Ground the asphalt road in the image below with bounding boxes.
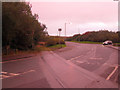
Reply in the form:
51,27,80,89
2,55,52,88
1,41,119,88
54,42,119,84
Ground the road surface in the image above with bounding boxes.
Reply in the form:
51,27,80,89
2,55,52,88
1,41,119,88
54,42,119,84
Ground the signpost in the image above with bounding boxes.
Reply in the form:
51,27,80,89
58,28,62,46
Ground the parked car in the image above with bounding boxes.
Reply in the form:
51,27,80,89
103,40,112,45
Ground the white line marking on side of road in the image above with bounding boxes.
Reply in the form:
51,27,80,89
0,59,24,64
0,57,33,64
106,66,118,80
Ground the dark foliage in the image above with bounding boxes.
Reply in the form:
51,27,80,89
2,2,47,51
67,30,120,43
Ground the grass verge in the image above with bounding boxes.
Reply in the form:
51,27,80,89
2,46,50,57
112,43,120,47
3,44,66,57
48,44,66,51
71,41,102,44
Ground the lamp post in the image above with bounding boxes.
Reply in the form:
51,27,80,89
58,28,62,45
64,22,72,37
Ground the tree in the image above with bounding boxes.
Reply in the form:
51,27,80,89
2,2,47,52
68,30,120,43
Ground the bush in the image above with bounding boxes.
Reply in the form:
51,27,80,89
46,38,56,46
46,37,65,47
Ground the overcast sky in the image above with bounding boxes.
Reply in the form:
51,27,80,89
29,0,118,36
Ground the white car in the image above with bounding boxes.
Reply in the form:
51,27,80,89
103,40,112,45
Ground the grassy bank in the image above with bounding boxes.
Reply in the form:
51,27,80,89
113,43,120,47
48,44,66,50
2,46,50,57
3,44,66,57
71,41,102,44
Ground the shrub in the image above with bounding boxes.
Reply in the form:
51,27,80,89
46,37,65,47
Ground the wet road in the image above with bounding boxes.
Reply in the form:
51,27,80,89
54,42,118,84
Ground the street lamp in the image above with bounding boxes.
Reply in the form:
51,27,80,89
65,22,72,37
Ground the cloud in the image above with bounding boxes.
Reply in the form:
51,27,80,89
31,2,118,36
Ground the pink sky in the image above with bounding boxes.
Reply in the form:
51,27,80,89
30,1,118,36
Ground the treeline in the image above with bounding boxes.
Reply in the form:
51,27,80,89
2,2,47,53
67,30,120,43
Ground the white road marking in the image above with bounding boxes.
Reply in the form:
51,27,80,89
76,60,90,64
1,71,8,74
106,66,118,80
90,57,103,60
21,70,35,75
9,73,20,76
68,46,97,61
76,61,84,63
69,55,84,61
0,70,36,80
